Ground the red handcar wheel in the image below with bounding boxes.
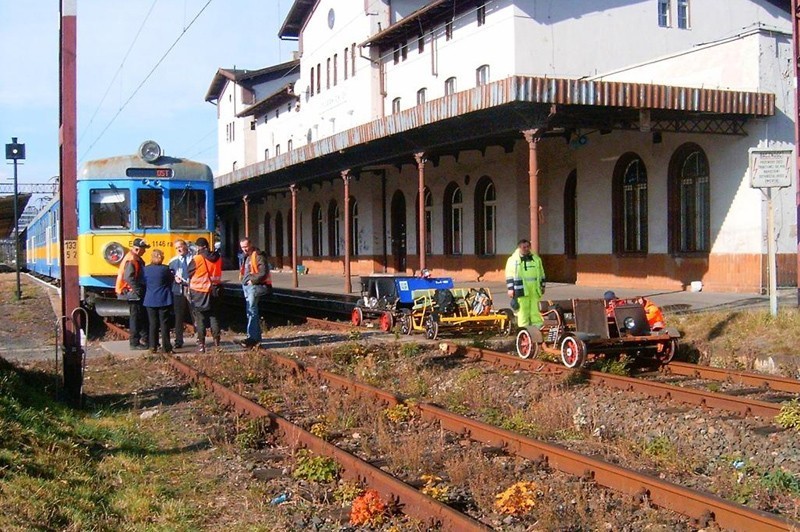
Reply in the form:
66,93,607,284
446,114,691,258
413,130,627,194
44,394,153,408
657,338,678,364
351,307,364,327
515,328,539,359
379,311,394,332
560,336,587,368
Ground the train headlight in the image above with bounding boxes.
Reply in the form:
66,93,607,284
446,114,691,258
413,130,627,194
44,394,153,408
103,242,125,265
623,316,636,331
138,140,162,163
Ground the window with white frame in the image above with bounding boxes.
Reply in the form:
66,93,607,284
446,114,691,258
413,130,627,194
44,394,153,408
275,144,281,156
328,200,340,256
658,0,670,27
451,186,463,255
477,2,486,26
444,77,457,96
475,178,496,255
343,48,348,80
264,148,269,160
287,139,293,151
392,97,401,114
350,198,359,256
333,53,338,85
476,65,490,86
417,88,427,105
445,18,453,40
677,0,689,28
312,203,323,257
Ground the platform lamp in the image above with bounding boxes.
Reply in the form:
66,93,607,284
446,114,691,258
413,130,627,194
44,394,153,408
5,137,25,300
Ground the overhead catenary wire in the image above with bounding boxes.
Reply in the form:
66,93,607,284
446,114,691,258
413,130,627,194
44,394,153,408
77,0,160,146
79,0,216,163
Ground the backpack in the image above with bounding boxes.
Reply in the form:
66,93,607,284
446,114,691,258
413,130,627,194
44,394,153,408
434,288,456,314
471,288,492,315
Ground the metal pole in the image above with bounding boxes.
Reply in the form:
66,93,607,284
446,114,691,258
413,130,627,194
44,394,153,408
767,188,778,316
12,156,21,300
523,129,541,253
342,170,352,294
793,0,800,306
243,195,250,238
415,153,427,271
290,184,298,288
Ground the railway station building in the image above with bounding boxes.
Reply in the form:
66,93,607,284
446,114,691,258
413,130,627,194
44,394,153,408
206,0,794,293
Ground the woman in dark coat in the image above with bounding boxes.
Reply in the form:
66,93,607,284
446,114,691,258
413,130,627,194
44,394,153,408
143,249,174,353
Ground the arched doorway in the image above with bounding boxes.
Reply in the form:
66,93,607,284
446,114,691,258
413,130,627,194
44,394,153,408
390,190,407,272
274,211,284,269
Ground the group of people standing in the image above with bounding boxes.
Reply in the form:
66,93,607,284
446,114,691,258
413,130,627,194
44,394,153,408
115,236,270,354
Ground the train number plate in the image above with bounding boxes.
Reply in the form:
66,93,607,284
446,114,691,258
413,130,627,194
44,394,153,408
64,240,78,266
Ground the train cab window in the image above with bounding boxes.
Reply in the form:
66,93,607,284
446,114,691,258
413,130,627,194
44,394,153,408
170,188,206,229
138,188,163,229
90,189,131,229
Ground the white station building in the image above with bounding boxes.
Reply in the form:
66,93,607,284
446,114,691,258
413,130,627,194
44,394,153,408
206,0,794,294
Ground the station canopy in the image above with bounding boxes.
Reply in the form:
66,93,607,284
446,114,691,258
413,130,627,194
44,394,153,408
0,193,32,238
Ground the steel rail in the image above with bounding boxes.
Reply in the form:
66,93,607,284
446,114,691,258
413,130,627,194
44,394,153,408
455,345,783,419
165,355,486,531
298,318,788,418
266,350,797,532
662,362,800,395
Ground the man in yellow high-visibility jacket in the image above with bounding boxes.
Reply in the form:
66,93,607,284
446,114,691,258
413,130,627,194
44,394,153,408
505,239,545,327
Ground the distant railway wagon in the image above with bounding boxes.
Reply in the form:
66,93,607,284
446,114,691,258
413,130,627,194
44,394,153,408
25,141,216,315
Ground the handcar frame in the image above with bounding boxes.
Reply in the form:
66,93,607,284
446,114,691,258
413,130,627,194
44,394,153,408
420,287,515,340
351,275,453,331
514,298,679,368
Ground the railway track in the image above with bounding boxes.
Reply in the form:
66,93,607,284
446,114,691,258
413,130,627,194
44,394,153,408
303,317,797,420
265,348,798,532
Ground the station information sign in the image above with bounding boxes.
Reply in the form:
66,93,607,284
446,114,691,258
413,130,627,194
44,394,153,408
748,148,792,189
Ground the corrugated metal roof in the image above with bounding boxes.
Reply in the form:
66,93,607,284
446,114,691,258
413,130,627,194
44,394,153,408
236,83,299,118
204,60,300,103
216,75,775,192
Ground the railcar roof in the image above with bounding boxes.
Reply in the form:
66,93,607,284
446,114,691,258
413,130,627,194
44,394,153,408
79,154,213,182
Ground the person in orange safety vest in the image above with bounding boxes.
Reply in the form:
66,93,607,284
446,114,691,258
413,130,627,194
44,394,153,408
116,237,149,350
186,237,222,353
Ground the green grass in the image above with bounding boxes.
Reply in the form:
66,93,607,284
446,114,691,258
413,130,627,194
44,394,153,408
0,358,220,530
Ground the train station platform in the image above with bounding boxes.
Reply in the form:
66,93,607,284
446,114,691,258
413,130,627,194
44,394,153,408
220,269,797,314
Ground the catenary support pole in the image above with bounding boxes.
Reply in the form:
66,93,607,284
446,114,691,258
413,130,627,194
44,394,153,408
60,0,83,406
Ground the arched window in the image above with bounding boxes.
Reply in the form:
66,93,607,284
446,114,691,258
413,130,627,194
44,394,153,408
668,143,710,254
263,212,272,257
474,176,496,255
274,211,284,268
312,203,323,257
415,187,433,256
444,77,457,96
612,153,648,254
328,200,340,256
564,170,577,258
443,182,463,255
350,197,360,256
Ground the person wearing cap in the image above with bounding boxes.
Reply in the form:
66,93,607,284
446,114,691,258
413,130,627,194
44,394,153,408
604,290,620,318
238,237,271,348
505,238,545,328
186,237,222,353
168,239,193,349
116,237,150,350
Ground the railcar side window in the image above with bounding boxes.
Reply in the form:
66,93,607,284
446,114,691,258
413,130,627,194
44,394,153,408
170,188,206,229
138,189,163,228
90,189,131,229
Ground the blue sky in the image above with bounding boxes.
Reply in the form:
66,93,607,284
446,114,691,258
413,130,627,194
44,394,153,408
0,0,295,188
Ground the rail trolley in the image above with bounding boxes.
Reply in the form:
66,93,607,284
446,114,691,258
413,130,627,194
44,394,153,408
25,140,215,316
514,298,680,368
351,274,454,331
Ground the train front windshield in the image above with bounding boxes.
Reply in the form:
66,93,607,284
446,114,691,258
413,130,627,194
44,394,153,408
90,189,131,229
170,188,206,230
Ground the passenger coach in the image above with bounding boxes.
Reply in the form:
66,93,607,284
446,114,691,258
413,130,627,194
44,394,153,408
27,140,216,315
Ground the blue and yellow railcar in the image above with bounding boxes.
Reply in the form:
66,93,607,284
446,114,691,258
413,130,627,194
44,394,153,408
25,197,62,281
26,141,215,315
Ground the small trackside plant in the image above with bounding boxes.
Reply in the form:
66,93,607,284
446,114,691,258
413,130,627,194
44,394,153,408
775,399,800,431
350,488,387,526
592,355,631,376
235,419,267,450
333,480,364,504
400,342,421,357
495,481,540,516
383,403,414,424
310,421,329,440
292,449,340,482
420,474,450,502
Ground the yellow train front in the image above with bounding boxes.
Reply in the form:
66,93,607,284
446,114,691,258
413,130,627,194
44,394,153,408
78,140,215,315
